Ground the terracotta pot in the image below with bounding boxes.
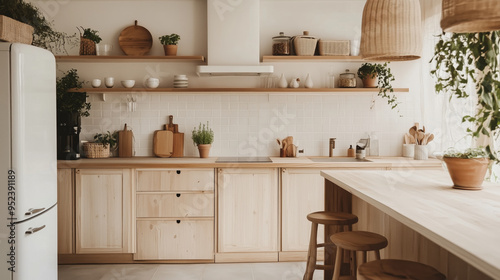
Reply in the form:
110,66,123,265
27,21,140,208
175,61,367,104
443,157,489,190
197,144,211,158
362,74,378,88
163,45,178,56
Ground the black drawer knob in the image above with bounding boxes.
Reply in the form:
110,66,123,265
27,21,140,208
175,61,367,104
176,193,181,197
176,170,181,174
176,220,181,224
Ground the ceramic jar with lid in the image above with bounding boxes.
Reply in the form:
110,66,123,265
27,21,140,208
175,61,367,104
293,31,317,56
338,69,357,88
272,32,291,55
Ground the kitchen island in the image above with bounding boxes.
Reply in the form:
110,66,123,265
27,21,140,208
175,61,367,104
321,169,500,280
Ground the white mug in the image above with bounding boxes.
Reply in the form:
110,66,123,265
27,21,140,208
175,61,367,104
105,77,114,88
91,79,101,88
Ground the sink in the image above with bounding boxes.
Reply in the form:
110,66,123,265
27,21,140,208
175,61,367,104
215,157,272,163
309,157,372,162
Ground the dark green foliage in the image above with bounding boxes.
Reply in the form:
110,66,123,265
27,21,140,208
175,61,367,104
431,31,500,161
357,62,398,110
80,27,102,43
56,69,91,117
159,34,180,45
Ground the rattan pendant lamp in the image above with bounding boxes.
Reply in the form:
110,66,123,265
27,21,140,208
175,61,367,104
360,0,422,61
441,0,500,32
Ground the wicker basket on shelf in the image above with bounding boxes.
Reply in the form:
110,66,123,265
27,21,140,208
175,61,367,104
293,31,317,56
79,37,96,55
0,15,34,44
318,40,350,56
82,142,110,158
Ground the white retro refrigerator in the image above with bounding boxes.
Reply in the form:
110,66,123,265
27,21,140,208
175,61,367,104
0,43,58,279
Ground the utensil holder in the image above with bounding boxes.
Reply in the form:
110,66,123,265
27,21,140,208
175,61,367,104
414,145,428,160
403,144,415,158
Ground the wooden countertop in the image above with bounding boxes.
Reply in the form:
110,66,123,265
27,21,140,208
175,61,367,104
320,169,500,279
57,156,442,169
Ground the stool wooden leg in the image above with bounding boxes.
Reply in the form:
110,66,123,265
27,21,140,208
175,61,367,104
374,250,381,260
361,251,367,265
333,246,342,280
303,222,319,280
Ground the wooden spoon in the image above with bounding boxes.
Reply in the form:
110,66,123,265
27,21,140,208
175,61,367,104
427,134,434,143
404,133,410,144
417,131,425,145
409,126,417,139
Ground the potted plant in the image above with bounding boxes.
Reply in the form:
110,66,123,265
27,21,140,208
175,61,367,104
431,31,500,187
192,122,214,158
83,131,118,158
0,0,77,53
357,62,398,109
78,27,102,55
443,148,489,190
159,33,180,56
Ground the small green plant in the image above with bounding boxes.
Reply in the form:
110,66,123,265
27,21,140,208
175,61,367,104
93,131,118,148
444,147,488,159
357,62,397,110
56,69,91,117
79,27,102,43
159,34,180,45
192,122,214,145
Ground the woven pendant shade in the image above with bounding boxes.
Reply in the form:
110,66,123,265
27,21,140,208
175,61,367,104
441,0,500,33
360,0,422,61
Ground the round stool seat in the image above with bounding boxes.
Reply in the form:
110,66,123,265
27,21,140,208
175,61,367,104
358,259,447,280
306,211,359,226
330,231,388,251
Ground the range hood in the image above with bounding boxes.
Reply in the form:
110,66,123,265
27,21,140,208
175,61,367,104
197,0,273,76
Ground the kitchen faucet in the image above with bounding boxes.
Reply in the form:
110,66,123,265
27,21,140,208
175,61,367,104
329,138,336,157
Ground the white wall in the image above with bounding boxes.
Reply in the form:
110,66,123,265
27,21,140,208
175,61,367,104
33,0,438,157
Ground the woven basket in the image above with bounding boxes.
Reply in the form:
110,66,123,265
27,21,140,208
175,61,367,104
318,40,350,56
0,15,34,44
83,142,110,158
79,37,96,55
293,37,317,56
441,0,500,33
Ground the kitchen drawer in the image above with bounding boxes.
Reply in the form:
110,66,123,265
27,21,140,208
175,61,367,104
137,193,214,218
135,219,214,260
137,169,214,192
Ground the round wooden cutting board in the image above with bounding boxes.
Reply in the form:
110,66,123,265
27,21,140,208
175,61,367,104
118,20,153,56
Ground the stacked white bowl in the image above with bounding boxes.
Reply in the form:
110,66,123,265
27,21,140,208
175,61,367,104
173,75,188,88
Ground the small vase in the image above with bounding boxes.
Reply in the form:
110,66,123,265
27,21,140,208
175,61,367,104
278,73,288,88
304,74,313,88
289,78,300,88
198,144,211,158
163,45,178,56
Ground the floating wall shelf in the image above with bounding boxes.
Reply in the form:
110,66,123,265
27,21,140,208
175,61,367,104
69,87,409,93
262,55,364,62
55,55,206,62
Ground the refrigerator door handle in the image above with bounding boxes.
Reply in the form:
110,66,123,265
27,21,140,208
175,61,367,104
25,225,46,234
25,207,46,215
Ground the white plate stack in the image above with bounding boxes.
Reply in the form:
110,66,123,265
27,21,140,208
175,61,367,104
173,75,188,88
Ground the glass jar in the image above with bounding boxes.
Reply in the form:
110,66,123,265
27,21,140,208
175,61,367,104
272,32,291,55
338,69,357,88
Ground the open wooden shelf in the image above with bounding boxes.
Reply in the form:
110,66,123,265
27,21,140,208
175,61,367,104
262,55,364,62
69,87,409,93
55,55,205,62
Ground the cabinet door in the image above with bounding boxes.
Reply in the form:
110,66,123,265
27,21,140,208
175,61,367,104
57,168,74,254
137,169,214,192
75,169,134,254
218,168,278,253
281,168,325,258
135,219,213,260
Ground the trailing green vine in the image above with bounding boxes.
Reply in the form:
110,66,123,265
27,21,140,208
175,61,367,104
357,62,398,110
431,31,500,161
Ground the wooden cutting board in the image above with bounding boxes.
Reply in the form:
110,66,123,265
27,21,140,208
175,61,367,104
118,124,133,157
118,20,153,56
153,130,173,157
172,133,184,157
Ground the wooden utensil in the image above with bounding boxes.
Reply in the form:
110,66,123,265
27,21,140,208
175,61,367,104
427,134,434,144
172,132,184,157
417,131,425,145
404,133,410,144
422,133,430,145
153,130,173,157
118,20,153,56
118,123,133,157
409,126,417,140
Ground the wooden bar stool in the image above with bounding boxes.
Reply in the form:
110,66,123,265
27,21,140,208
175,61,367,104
330,231,388,280
358,259,447,280
303,211,358,280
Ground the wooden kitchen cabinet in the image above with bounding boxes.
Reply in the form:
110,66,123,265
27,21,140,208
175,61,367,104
217,168,279,262
280,168,325,261
57,168,74,254
75,169,134,254
134,168,215,261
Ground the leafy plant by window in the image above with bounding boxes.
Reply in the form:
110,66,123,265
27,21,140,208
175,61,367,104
357,62,397,110
79,27,102,43
159,34,180,45
93,131,118,148
431,31,500,161
56,69,91,117
0,0,77,53
192,122,214,145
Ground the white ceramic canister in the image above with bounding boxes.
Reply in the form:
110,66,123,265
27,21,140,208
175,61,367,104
402,144,415,157
414,145,428,160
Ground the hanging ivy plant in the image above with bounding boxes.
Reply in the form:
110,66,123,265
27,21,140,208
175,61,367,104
56,69,91,117
431,31,500,161
357,62,397,110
